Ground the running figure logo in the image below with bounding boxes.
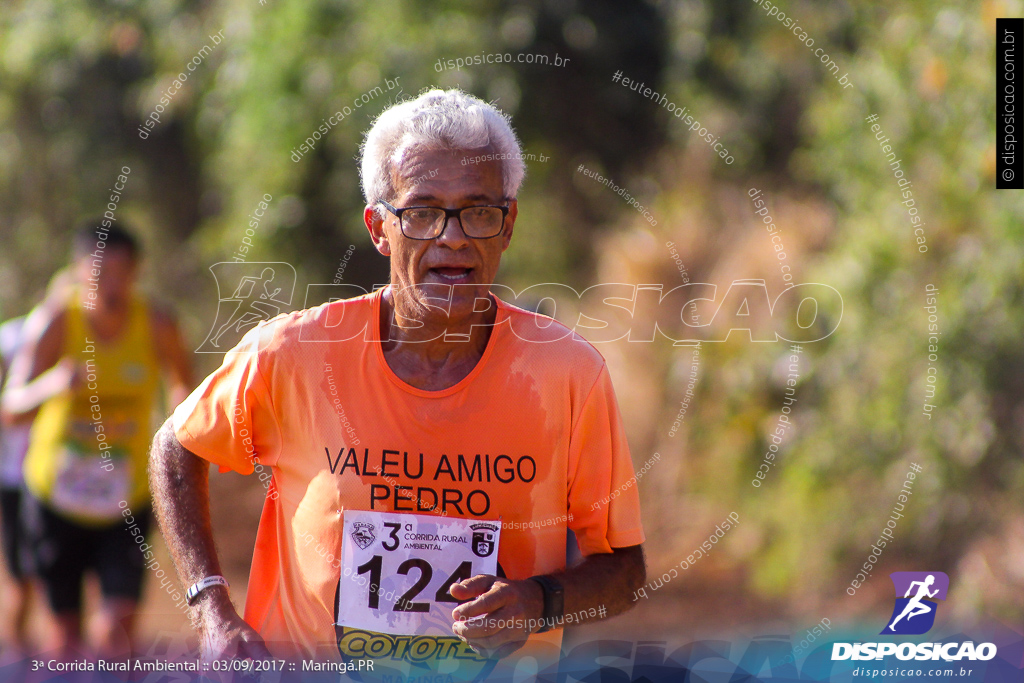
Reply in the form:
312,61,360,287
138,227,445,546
197,263,296,353
880,571,949,635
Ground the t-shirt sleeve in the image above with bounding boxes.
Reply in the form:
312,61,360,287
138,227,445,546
566,364,646,555
171,323,282,474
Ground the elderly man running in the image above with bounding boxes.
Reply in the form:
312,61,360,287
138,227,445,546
151,89,646,674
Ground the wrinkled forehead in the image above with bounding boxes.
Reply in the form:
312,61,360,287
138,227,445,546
390,142,502,199
391,139,495,172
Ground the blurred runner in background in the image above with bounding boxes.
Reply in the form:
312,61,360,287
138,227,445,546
0,314,32,657
0,270,73,658
1,221,192,657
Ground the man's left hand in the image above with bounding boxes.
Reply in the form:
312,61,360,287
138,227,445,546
449,575,545,659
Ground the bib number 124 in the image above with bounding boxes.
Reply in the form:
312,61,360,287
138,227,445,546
357,555,474,611
336,510,501,636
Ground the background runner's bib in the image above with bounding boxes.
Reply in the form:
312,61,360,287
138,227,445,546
336,510,501,636
48,445,131,519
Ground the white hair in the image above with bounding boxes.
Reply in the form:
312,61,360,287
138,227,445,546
360,89,525,214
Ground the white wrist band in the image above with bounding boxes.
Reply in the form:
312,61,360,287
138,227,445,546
186,575,229,605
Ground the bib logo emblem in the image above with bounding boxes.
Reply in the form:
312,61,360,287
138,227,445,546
470,523,498,558
351,522,376,550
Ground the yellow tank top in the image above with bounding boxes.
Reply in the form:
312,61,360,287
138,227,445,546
23,293,161,526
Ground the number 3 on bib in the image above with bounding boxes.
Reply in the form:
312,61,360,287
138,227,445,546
336,510,501,636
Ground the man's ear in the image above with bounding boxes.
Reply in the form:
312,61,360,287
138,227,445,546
365,205,391,257
500,199,518,252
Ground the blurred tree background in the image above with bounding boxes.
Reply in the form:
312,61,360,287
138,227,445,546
0,0,1021,641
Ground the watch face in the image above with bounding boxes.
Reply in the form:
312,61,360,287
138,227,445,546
535,576,564,617
550,587,565,615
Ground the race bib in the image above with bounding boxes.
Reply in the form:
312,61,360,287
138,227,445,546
336,510,501,637
49,446,130,520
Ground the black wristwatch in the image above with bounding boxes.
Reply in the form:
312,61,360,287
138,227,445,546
528,574,564,633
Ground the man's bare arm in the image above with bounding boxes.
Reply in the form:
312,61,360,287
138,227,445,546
549,543,646,620
149,418,270,659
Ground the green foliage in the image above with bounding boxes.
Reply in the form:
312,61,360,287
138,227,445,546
639,0,1022,618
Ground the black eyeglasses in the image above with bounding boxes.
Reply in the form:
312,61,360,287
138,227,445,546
378,200,510,240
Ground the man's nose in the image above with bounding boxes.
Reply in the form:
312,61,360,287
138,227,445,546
437,215,469,246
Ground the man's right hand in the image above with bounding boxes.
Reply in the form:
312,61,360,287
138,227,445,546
195,589,272,661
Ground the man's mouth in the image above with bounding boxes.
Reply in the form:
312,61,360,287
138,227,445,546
429,267,474,282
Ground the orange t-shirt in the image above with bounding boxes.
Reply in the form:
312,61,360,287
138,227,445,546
172,285,644,665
